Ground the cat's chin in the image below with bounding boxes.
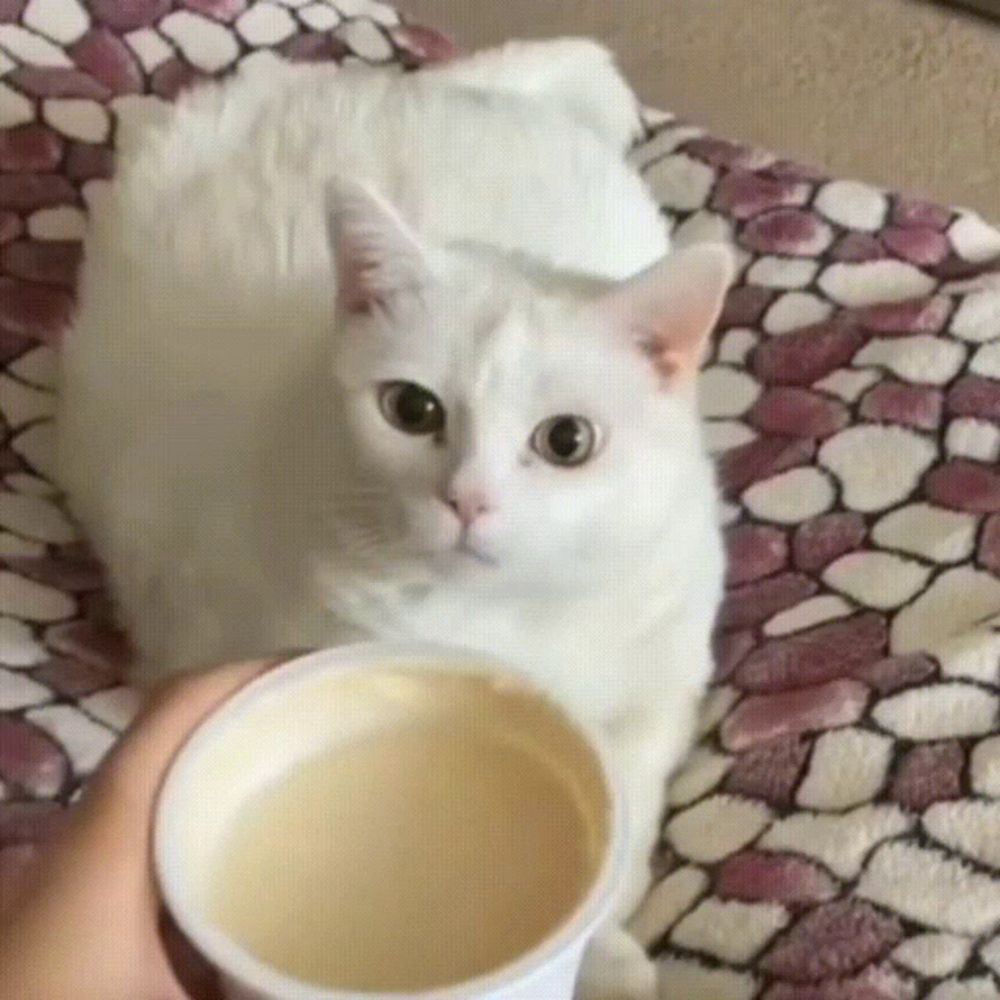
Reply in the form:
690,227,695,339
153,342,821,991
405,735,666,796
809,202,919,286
433,542,501,573
457,534,500,564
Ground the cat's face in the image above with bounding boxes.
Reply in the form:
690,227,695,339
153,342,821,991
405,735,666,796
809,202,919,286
327,183,732,590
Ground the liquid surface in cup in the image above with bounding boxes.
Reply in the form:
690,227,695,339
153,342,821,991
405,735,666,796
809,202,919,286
207,722,599,991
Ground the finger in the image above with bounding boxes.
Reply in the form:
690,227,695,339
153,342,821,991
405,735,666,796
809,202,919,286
161,910,224,1000
0,813,195,1000
82,653,304,831
0,658,307,1000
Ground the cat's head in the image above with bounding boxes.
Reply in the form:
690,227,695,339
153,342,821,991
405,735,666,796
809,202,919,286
326,182,732,591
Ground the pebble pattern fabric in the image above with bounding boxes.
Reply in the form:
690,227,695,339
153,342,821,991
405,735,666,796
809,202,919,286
2,3,1000,998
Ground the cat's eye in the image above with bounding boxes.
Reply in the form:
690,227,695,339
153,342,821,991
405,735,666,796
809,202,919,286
377,381,446,436
531,415,599,467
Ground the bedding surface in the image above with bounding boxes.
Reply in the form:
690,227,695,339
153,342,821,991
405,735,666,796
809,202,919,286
1,3,1000,997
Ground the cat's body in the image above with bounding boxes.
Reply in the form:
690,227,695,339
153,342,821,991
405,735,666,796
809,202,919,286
57,40,730,999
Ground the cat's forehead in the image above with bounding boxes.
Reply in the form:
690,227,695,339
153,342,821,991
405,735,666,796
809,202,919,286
461,303,536,393
443,289,635,401
363,274,655,418
447,280,599,366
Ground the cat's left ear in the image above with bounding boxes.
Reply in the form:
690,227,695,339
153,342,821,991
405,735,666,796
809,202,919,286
591,244,734,383
327,179,430,317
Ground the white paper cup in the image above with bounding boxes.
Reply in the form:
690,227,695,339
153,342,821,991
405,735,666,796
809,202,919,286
155,643,626,1000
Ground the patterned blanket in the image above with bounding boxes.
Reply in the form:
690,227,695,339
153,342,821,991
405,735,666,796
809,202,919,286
1,3,999,998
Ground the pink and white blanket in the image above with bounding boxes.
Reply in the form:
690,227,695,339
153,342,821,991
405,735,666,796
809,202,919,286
1,3,1000,998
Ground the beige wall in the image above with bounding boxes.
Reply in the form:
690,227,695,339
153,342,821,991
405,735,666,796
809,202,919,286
402,0,1000,220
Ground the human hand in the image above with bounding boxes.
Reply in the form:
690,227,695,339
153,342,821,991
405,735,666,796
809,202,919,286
0,658,286,1000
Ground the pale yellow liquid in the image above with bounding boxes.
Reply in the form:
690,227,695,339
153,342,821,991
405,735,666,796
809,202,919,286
208,724,598,991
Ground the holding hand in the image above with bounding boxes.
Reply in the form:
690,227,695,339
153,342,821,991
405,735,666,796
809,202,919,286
0,659,282,1000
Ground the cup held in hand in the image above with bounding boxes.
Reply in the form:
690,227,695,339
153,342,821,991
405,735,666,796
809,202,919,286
155,644,625,1000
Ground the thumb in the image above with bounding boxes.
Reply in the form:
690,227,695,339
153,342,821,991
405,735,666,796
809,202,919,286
84,655,297,827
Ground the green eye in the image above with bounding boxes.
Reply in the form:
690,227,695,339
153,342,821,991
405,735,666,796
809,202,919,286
531,415,599,467
377,381,445,436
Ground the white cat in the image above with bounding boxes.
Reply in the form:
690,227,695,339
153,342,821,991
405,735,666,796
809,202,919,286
57,40,731,1000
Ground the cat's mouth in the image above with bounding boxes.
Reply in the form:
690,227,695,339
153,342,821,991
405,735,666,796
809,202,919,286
455,538,499,567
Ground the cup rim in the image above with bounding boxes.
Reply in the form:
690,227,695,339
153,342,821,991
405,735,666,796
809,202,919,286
154,642,627,1000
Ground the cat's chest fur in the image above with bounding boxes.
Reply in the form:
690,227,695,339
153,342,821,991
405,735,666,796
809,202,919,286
294,541,708,726
321,577,650,719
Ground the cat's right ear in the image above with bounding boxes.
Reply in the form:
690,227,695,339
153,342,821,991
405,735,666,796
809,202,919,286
327,179,429,318
588,244,733,385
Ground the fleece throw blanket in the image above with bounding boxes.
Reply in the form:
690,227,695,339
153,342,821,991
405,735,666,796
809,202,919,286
1,3,1000,997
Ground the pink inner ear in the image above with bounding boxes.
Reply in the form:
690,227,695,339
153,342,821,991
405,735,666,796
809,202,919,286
328,180,429,319
333,227,403,317
640,339,689,382
338,259,382,316
596,245,734,385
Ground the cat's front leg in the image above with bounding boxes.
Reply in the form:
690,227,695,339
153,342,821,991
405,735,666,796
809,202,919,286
575,691,703,1000
576,927,657,1000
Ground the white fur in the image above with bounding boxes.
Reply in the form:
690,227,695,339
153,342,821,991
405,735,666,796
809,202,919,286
57,41,728,1000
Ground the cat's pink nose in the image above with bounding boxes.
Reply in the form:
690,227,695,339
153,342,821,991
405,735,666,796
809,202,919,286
445,489,493,528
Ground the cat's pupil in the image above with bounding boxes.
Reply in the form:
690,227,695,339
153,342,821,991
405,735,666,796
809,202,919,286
379,381,445,436
548,418,583,459
397,385,437,427
531,414,598,467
